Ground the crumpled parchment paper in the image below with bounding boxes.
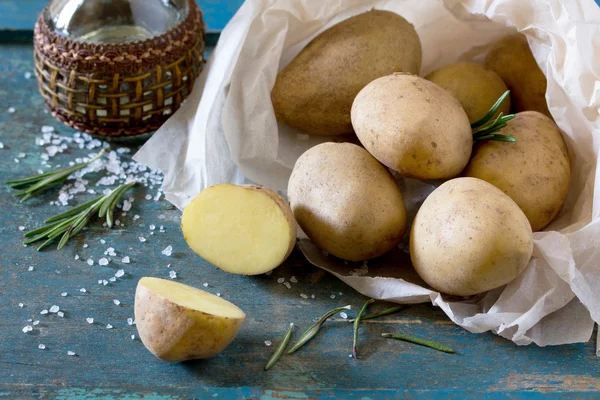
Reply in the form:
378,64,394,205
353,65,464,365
134,0,600,347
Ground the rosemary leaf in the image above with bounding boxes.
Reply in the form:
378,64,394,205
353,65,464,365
352,299,375,359
471,90,511,129
45,196,105,223
288,305,351,354
349,306,404,322
264,323,294,371
470,90,516,142
381,333,455,354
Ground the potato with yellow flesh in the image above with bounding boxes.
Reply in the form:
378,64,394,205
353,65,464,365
182,184,296,275
288,142,407,261
271,10,422,135
485,34,551,118
425,62,510,124
134,277,245,362
351,73,472,180
463,111,570,231
410,178,533,296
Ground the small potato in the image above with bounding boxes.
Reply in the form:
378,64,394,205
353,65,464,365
182,184,296,275
351,73,472,180
463,111,571,231
410,177,533,296
425,62,510,124
135,277,246,362
485,34,551,118
288,142,407,261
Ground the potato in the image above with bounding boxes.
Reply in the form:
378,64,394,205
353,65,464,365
351,73,472,180
182,184,296,275
134,277,245,362
288,142,407,261
463,111,570,231
410,177,533,296
271,10,421,135
485,34,551,118
425,62,510,124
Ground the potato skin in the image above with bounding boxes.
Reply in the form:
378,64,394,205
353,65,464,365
351,73,472,180
485,34,551,118
134,282,244,362
463,111,570,231
288,142,407,261
271,10,422,135
410,177,533,296
425,62,510,124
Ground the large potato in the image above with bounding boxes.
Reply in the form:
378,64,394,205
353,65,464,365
410,178,533,296
463,111,570,231
271,10,422,135
351,73,472,180
288,142,407,261
135,277,246,362
485,34,551,118
182,184,296,275
425,62,510,124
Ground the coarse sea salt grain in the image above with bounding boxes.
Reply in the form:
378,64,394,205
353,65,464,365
8,107,15,113
216,293,221,297
203,283,208,287
100,239,106,244
127,318,133,325
22,325,33,333
74,255,80,260
0,142,3,149
264,340,272,346
103,280,108,285
24,71,32,79
283,282,292,289
98,258,109,266
67,351,76,356
18,226,25,231
115,269,125,277
290,276,298,283
50,305,60,313
109,277,116,282
83,244,88,248
161,245,173,256
133,214,140,220
277,278,285,284
300,294,308,299
330,295,336,299
340,312,348,319
86,258,94,266
145,194,152,200
33,320,40,325
121,256,130,263
86,317,94,324
28,266,34,271
38,344,46,350
122,200,132,211
113,299,121,306
311,294,316,299
79,288,87,293
106,324,113,329
18,303,24,307
40,309,49,315
61,292,67,297
169,270,177,279
149,224,156,230
131,334,136,340
139,237,146,243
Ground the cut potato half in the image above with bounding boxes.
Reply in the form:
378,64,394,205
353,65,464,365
181,184,297,275
135,277,245,362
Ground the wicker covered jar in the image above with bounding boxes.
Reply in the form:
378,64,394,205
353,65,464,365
34,0,206,138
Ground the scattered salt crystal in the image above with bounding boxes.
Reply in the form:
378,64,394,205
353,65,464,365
169,270,177,279
86,318,94,324
33,320,40,326
264,340,272,346
121,256,130,263
67,351,76,356
14,158,20,163
24,71,32,79
18,226,25,231
106,324,113,329
339,292,343,295
167,264,172,268
74,255,80,260
100,239,106,244
203,283,208,287
159,225,164,230
149,224,156,230
109,277,116,282
161,245,173,256
0,142,3,148
38,344,46,350
127,318,133,325
300,293,308,299
98,257,109,266
122,200,132,211
290,276,298,283
330,295,336,299
133,214,140,220
86,258,94,266
340,312,348,319
115,269,125,277
97,280,103,284
22,325,33,333
216,293,221,297
18,303,24,307
277,278,285,284
83,244,88,248
265,271,272,276
103,280,108,285
61,292,67,297
283,282,292,289
114,299,121,306
28,266,34,271
58,312,64,317
49,305,60,313
153,192,162,201
41,126,54,133
115,220,121,226
145,194,152,200
8,107,15,113
131,334,136,340
40,309,49,315
138,236,146,243
79,288,87,293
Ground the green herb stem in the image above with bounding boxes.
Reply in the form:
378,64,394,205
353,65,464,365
470,90,516,142
288,305,351,354
264,323,294,371
352,299,375,359
350,306,404,322
381,333,455,354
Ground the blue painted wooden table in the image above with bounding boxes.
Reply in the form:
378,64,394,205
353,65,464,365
1,2,600,399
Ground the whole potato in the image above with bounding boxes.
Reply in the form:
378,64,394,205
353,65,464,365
271,10,422,135
351,73,472,180
463,111,570,231
288,142,407,261
410,177,533,296
485,34,551,118
425,62,510,124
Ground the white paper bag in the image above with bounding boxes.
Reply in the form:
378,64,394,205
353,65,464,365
134,0,600,346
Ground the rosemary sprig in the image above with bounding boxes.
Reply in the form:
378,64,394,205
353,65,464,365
287,305,351,354
5,149,106,202
23,181,136,251
348,305,404,322
352,299,374,358
470,90,516,142
264,323,294,371
381,333,455,354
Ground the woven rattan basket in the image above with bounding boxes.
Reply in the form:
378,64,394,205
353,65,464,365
33,0,205,138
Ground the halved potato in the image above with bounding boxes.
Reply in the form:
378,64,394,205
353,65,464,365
181,184,297,275
134,277,246,362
